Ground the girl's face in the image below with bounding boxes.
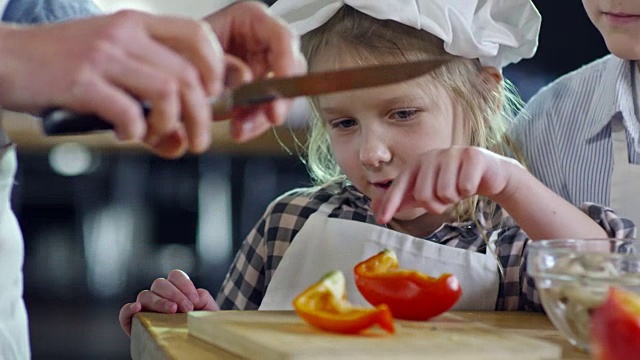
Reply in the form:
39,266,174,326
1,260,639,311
582,0,640,59
314,56,468,221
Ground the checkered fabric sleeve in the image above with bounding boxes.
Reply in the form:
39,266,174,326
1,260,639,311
215,186,338,310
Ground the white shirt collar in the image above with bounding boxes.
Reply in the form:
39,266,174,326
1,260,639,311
585,56,635,139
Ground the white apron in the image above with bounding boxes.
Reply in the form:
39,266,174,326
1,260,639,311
259,202,500,311
610,119,640,229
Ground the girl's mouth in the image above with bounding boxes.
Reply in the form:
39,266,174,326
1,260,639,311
374,180,393,189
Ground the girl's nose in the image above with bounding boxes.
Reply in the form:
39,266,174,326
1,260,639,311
359,133,392,168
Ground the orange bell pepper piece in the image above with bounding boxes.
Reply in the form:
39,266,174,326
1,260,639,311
591,287,640,360
293,270,395,334
354,249,462,321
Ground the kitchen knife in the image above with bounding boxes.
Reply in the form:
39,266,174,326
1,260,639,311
41,57,452,136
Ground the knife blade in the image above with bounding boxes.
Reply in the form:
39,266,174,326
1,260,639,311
40,57,452,136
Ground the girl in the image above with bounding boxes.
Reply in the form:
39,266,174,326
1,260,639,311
119,0,634,336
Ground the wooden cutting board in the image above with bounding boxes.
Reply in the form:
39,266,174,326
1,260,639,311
188,311,562,360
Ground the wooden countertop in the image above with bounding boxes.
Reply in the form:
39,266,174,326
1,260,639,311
3,111,307,155
130,311,590,360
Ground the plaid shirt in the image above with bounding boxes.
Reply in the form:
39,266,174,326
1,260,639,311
217,182,635,311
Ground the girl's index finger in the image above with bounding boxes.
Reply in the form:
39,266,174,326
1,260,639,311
375,168,416,224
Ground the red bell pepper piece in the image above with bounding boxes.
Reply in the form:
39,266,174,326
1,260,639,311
591,287,640,360
354,249,462,320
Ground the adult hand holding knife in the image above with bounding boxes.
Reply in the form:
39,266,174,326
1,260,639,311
43,57,451,140
3,2,307,159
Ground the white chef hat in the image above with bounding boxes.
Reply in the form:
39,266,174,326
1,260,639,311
270,0,541,69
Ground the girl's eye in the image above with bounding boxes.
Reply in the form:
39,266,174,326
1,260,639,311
391,109,418,121
330,118,357,129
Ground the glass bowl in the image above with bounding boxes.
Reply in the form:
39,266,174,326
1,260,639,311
527,239,640,352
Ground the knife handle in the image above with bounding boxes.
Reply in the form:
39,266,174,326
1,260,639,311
41,103,147,135
41,91,233,136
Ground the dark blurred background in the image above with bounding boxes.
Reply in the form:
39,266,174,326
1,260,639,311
11,1,609,359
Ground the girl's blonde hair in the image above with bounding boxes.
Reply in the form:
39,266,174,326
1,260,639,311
300,6,524,222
